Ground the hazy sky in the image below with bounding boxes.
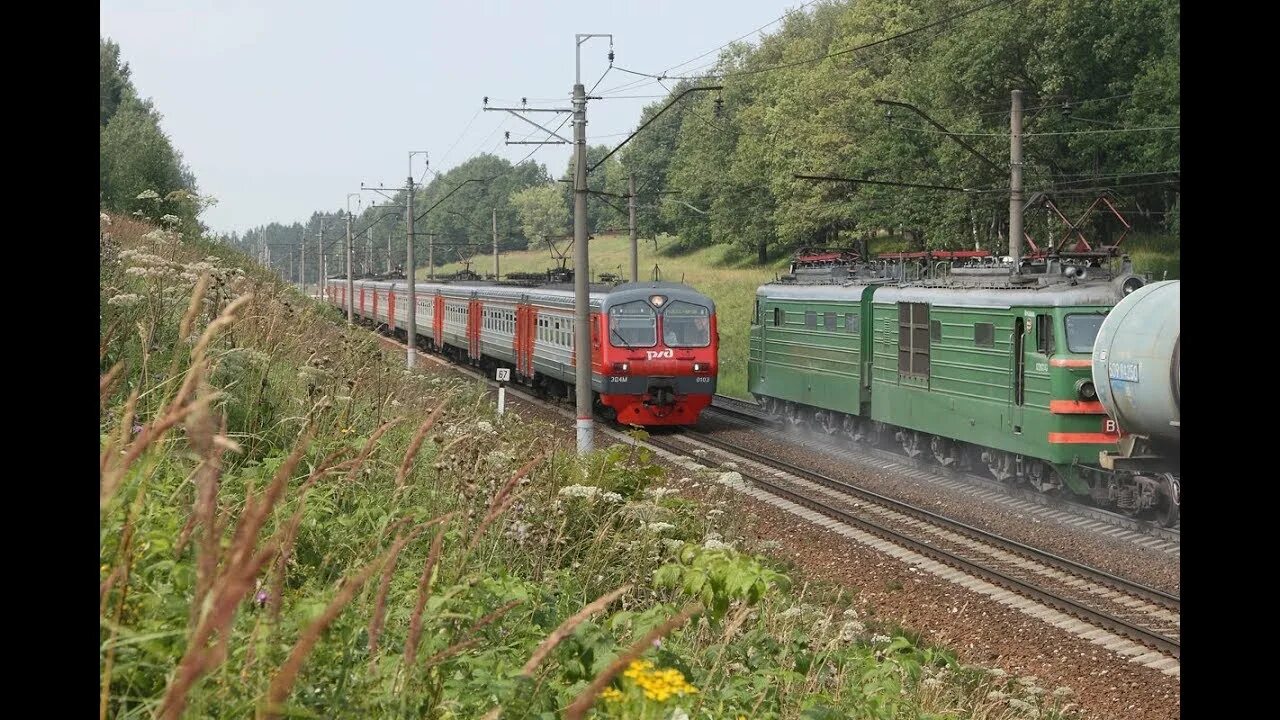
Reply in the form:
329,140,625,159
100,0,807,235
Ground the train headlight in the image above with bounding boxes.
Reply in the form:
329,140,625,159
613,362,629,372
1075,379,1097,400
650,295,666,307
693,362,710,373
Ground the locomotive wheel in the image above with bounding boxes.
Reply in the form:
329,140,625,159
899,430,922,458
784,402,806,428
930,436,958,467
842,415,862,444
1157,473,1180,527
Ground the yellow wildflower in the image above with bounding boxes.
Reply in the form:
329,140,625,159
601,687,623,703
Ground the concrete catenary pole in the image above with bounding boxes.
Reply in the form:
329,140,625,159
572,77,593,454
492,207,500,279
345,212,354,324
1009,89,1023,274
406,173,417,369
628,175,638,283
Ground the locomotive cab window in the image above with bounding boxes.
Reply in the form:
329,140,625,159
663,301,711,348
752,299,760,326
609,300,657,347
897,302,930,378
773,307,782,326
1065,313,1106,354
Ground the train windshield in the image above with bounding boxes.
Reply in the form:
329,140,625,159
609,301,657,347
662,301,711,347
1065,313,1106,353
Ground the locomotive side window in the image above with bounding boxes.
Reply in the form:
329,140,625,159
930,319,941,343
824,312,836,331
974,322,995,348
1065,313,1105,353
609,301,657,347
805,310,816,328
663,300,711,348
773,307,782,326
897,302,930,378
845,313,859,334
753,299,760,326
1035,314,1055,355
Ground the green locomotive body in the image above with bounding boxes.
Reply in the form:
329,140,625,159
747,255,1174,524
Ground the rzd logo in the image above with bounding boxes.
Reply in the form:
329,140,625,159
646,348,674,360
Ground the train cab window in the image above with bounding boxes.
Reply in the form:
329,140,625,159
974,322,995,348
609,301,656,347
930,320,941,343
753,299,760,326
1065,313,1106,353
1035,314,1055,355
773,307,782,326
845,313,859,334
897,302,930,378
805,311,816,328
662,301,711,347
824,312,836,331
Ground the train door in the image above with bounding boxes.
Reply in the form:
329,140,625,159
387,288,396,332
433,294,444,348
1012,316,1026,434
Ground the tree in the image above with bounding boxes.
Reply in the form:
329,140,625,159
511,185,569,251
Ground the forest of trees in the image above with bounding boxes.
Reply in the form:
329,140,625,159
100,38,208,234
227,0,1180,275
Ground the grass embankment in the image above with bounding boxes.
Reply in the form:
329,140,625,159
102,212,1081,719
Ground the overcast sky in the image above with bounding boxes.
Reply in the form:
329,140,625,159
100,0,807,235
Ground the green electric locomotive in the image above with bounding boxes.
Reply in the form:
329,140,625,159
746,250,1177,526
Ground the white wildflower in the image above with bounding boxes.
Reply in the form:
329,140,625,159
160,214,181,225
842,608,859,618
839,620,865,640
987,668,1008,678
558,484,600,499
702,538,734,550
660,538,683,550
1051,687,1074,698
143,229,167,242
476,420,494,434
706,509,725,517
720,461,739,471
669,708,689,720
136,189,160,200
601,491,624,504
1016,675,1039,688
646,522,676,534
870,634,891,645
124,267,148,277
922,677,942,689
1007,698,1037,716
644,486,678,500
100,213,112,225
692,449,708,458
107,293,140,306
719,471,743,485
986,690,1006,701
779,606,804,619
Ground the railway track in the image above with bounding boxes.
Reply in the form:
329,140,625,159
644,428,1180,672
710,394,1181,549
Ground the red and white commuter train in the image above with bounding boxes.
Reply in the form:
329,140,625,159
324,276,720,426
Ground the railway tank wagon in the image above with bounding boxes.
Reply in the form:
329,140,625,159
326,276,718,427
1091,280,1180,520
748,251,1177,525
